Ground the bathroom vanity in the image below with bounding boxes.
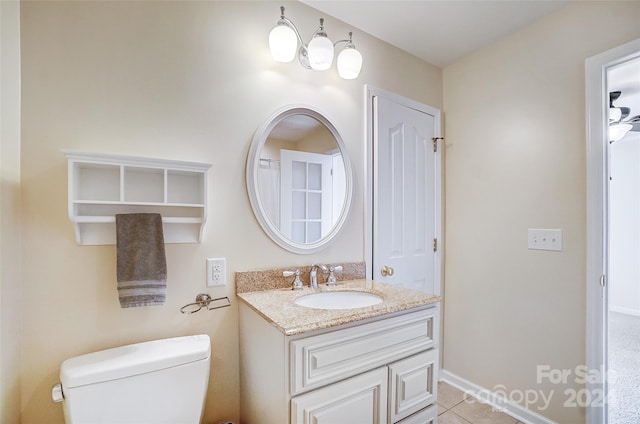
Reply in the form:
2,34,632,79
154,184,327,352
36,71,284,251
238,280,440,424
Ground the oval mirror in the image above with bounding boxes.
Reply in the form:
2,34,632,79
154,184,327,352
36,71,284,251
246,105,353,254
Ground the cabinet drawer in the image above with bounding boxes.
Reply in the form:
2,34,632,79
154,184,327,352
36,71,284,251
291,367,389,424
290,308,437,395
389,350,438,422
396,404,438,424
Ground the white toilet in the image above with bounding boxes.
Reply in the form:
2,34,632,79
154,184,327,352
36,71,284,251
52,334,210,424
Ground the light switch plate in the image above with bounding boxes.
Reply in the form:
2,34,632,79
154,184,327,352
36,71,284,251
207,258,226,287
528,229,562,251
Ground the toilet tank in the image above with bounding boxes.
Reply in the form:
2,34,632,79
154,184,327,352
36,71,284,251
56,334,210,424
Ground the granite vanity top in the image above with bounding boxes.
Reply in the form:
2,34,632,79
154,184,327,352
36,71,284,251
237,279,440,336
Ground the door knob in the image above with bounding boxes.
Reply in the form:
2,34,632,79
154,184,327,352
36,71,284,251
381,265,394,277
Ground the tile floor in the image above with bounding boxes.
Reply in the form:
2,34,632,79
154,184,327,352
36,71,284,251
437,382,525,424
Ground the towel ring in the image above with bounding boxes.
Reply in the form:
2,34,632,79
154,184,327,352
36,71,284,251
180,293,231,314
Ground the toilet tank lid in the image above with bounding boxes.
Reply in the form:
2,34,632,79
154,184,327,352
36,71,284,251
60,334,210,388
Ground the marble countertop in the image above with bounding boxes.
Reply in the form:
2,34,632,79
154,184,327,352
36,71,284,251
237,279,441,336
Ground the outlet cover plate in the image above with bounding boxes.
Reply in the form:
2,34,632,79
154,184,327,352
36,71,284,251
207,258,226,287
527,229,562,251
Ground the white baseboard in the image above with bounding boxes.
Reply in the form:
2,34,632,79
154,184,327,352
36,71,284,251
439,369,557,424
609,305,640,317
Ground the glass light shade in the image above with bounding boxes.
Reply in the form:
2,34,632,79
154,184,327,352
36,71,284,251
609,107,622,122
609,122,632,142
337,46,362,79
269,23,297,63
308,35,334,70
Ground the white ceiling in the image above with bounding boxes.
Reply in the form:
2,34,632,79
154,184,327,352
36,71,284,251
301,0,639,132
301,0,571,67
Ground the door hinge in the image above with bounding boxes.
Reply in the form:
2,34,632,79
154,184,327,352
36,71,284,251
433,238,438,252
432,137,444,153
600,275,606,287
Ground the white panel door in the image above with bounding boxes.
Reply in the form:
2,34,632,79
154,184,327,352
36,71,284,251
280,149,333,243
372,94,439,293
290,367,388,424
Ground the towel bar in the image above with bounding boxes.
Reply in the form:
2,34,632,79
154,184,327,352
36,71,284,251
180,293,231,314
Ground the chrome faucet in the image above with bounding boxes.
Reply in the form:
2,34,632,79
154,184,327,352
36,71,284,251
309,264,328,288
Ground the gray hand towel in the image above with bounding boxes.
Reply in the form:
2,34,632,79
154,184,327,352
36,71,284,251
116,213,167,308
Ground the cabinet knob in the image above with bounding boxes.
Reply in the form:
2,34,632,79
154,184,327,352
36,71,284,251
381,266,394,277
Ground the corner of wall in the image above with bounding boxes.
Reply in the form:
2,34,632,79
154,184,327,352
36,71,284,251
0,0,23,422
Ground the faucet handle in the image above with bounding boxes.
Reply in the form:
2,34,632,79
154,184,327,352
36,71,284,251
283,269,303,290
326,265,343,286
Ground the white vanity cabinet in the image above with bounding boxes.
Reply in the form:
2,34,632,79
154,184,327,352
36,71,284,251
63,151,211,245
239,303,440,424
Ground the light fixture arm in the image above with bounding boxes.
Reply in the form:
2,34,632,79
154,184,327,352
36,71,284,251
278,7,306,51
278,7,333,69
334,31,355,48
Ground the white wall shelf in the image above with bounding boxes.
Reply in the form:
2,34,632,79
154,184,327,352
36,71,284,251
63,150,212,245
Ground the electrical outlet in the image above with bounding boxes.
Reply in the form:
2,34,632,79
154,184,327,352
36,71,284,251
527,229,562,251
207,258,226,287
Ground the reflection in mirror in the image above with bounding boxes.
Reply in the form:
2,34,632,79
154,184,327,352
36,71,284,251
258,115,344,244
247,106,352,254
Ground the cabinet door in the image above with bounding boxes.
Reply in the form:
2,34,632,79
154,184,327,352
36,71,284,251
389,350,438,422
291,367,388,424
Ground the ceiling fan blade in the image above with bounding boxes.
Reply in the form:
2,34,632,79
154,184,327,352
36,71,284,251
610,91,622,106
619,107,631,121
623,115,640,132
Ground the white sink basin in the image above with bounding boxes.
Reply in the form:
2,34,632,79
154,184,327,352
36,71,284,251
294,291,383,310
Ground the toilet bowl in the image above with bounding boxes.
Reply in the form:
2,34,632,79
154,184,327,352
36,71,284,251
52,334,210,424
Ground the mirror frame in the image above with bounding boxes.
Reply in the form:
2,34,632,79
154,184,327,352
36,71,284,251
246,104,353,254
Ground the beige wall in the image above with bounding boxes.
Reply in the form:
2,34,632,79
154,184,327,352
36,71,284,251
19,1,441,422
442,1,640,422
1,0,22,422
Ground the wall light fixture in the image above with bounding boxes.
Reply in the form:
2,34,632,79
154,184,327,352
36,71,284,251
269,6,363,80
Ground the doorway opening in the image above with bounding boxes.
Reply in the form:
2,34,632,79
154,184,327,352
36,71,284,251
607,56,640,423
586,39,640,424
